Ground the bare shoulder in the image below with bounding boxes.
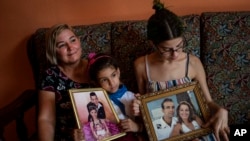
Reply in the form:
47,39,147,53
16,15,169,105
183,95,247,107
188,54,206,79
188,54,204,70
134,55,145,66
133,55,147,94
134,55,146,71
189,54,202,65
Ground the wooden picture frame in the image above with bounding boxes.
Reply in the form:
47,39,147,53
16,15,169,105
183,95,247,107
69,88,126,141
139,81,214,141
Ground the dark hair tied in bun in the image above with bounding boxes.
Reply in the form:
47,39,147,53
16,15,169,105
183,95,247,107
153,0,164,12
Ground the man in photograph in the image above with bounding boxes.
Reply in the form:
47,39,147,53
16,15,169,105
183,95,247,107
152,98,178,140
87,92,106,121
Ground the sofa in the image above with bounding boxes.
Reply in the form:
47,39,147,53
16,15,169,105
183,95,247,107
0,11,249,141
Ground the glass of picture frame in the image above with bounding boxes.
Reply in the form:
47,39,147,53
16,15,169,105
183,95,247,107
138,81,214,141
69,87,126,141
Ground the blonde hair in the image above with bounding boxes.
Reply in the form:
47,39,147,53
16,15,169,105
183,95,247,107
45,23,76,65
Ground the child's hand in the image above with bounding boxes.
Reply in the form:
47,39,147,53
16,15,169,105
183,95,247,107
131,93,141,116
120,118,140,132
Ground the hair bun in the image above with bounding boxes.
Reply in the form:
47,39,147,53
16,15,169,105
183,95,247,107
152,2,164,11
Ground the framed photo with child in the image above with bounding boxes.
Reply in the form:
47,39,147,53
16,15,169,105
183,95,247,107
69,88,126,141
138,81,215,141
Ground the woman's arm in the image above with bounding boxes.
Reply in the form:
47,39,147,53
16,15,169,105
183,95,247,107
170,123,181,137
38,90,56,141
134,56,147,95
101,119,110,133
132,56,146,116
195,115,204,127
90,122,98,139
191,56,229,141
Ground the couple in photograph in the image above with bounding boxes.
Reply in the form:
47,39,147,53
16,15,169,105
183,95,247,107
153,98,216,141
83,92,120,141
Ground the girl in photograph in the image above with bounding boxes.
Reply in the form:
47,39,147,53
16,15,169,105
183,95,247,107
83,95,120,141
88,106,111,141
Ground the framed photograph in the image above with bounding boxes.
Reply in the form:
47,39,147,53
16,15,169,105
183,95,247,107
69,88,126,141
139,81,214,141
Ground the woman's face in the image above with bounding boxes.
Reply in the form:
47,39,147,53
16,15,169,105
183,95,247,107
55,29,82,65
179,104,190,119
97,67,120,93
90,109,98,118
156,37,184,60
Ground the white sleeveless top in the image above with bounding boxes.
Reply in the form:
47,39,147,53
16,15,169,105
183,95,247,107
181,120,200,133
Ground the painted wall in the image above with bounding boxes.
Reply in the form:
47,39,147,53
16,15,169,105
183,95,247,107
0,0,249,140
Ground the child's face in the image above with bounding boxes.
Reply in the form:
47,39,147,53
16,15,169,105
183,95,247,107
90,109,98,117
97,67,120,93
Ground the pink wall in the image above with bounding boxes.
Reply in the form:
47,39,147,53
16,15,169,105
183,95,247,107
0,0,249,140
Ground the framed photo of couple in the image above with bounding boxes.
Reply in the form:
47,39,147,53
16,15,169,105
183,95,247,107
139,81,215,141
69,88,126,141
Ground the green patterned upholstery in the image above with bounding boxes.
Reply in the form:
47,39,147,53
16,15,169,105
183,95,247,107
201,11,250,124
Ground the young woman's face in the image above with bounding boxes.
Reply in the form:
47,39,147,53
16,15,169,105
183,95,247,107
90,109,98,118
156,37,184,60
55,29,82,65
179,104,190,119
97,67,120,93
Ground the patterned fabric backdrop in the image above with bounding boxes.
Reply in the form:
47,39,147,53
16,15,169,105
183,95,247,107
201,12,250,124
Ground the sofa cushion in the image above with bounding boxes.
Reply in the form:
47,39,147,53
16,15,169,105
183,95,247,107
182,14,201,58
200,11,250,124
28,23,112,88
111,15,201,92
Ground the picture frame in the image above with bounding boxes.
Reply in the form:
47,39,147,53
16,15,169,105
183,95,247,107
139,81,214,141
69,87,126,141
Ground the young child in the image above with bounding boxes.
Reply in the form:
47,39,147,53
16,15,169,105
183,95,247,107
83,104,119,141
87,53,144,141
88,106,111,141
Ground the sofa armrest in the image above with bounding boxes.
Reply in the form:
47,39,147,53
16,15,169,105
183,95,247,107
0,89,37,141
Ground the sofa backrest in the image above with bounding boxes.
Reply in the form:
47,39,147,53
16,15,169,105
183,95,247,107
200,11,250,124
